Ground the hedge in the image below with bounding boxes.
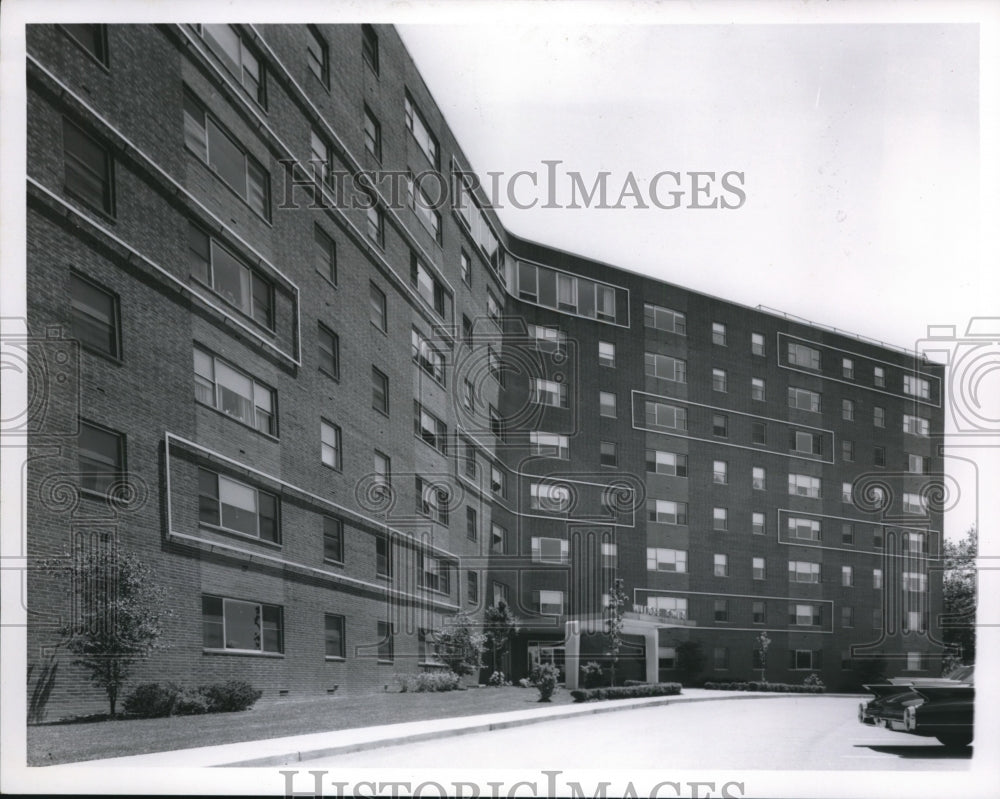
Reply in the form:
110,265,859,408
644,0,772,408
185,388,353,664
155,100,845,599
570,682,682,702
702,681,824,693
397,672,464,692
122,680,262,718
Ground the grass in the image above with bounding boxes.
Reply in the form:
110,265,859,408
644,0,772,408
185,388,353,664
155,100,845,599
27,685,577,766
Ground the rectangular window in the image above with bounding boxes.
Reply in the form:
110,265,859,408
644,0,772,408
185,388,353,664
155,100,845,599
842,607,854,628
790,430,823,455
842,439,854,461
307,25,329,86
412,328,445,384
369,282,387,331
842,565,854,587
323,516,343,563
530,483,571,513
788,562,821,584
645,401,688,431
466,506,477,540
324,613,345,658
713,414,728,438
376,535,392,578
644,303,686,335
874,366,885,387
78,420,125,494
712,368,728,392
645,547,687,572
873,569,883,590
198,468,279,543
518,262,538,301
646,450,687,477
644,352,687,382
62,24,109,65
366,204,385,248
487,346,503,384
600,441,618,468
491,581,510,607
788,387,821,412
467,571,479,604
787,516,821,541
70,272,120,358
842,523,854,545
842,481,853,503
530,378,567,408
602,542,618,569
789,604,821,626
874,406,885,428
407,176,443,243
788,473,821,498
320,420,341,470
490,523,506,554
415,477,449,524
752,512,765,535
842,358,854,379
404,92,439,167
903,530,926,553
873,609,883,629
556,273,578,312
752,466,766,490
188,224,274,328
713,460,728,484
460,439,476,479
374,450,391,487
534,590,565,616
183,91,269,220
753,557,766,580
712,322,727,346
873,446,886,467
791,650,818,670
751,422,766,445
599,391,617,418
752,600,766,624
842,399,854,421
528,324,565,355
490,466,506,497
372,367,389,414
318,323,339,379
873,528,884,549
714,599,729,622
904,375,931,399
489,406,506,441
413,402,447,454
417,552,451,593
193,346,276,435
751,332,765,356
532,537,569,564
487,290,502,325
530,432,569,460
202,25,265,106
907,453,926,474
751,377,765,401
361,24,379,74
906,652,924,671
462,315,473,347
903,414,929,436
648,500,688,525
599,341,616,368
63,117,115,216
714,553,729,577
363,106,382,160
788,341,821,370
202,595,283,653
713,507,728,531
314,225,337,284
377,620,394,661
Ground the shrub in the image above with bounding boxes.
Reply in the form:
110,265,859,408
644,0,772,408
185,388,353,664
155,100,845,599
702,681,823,694
624,679,648,687
431,613,486,677
173,688,210,715
487,670,510,687
570,682,682,702
517,677,533,689
802,673,825,690
530,663,560,702
122,683,179,718
201,680,263,712
581,661,604,689
398,672,463,693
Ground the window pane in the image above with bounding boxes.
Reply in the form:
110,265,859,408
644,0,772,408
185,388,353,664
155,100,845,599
211,243,251,313
202,595,224,648
70,274,118,355
207,118,246,195
224,600,259,650
219,475,257,535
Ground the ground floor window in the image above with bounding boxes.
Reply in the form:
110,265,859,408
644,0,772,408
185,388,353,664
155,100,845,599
324,613,345,659
527,643,565,680
789,649,822,670
377,620,394,662
202,595,283,653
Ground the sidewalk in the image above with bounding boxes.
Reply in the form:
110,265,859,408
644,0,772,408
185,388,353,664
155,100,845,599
65,689,815,768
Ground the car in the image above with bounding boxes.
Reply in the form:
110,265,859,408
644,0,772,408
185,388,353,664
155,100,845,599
858,666,974,748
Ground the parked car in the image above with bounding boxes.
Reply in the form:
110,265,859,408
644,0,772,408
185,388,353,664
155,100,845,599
858,666,974,748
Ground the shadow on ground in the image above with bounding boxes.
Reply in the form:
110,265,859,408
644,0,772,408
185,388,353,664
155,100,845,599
857,744,972,759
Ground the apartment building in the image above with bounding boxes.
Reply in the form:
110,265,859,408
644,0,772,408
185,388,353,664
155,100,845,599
25,23,946,718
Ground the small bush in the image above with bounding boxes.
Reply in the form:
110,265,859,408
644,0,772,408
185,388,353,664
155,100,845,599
487,671,510,687
530,663,560,702
624,679,648,687
517,677,533,689
802,673,825,690
122,683,179,718
398,672,463,693
173,688,210,715
201,680,263,712
702,681,824,694
570,682,682,702
581,661,604,689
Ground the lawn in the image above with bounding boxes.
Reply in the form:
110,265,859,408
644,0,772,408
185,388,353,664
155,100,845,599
27,686,577,766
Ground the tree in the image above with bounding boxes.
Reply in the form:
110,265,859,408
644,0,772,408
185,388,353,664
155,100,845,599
675,640,706,686
942,525,977,664
605,578,627,686
432,612,485,676
483,600,519,675
59,547,170,716
755,631,771,682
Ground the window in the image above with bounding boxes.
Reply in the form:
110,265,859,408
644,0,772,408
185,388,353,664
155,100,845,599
790,430,823,455
491,581,508,606
363,106,382,160
377,620,394,661
788,561,821,584
487,346,503,384
787,342,821,370
530,432,569,460
870,445,885,467
202,25,265,106
842,440,854,462
908,454,926,474
372,451,391,490
787,517,821,541
646,450,687,477
467,571,479,604
842,358,854,379
556,273,578,312
595,283,616,321
320,420,341,470
459,439,476,478
648,500,688,525
78,420,125,494
645,547,687,573
202,596,282,653
70,272,120,358
412,329,445,384
712,368,727,392
193,347,276,435
713,507,728,531
751,332,765,356
712,414,728,438
645,401,688,431
873,366,885,387
905,611,925,633
372,367,389,414
790,650,819,670
489,406,506,441
404,92,439,167
314,225,337,284
712,460,728,484
842,482,854,503
533,590,565,616
752,466,766,490
753,557,766,580
63,118,114,215
532,537,569,564
644,352,687,382
644,303,686,334
874,406,885,428
376,535,392,578
599,341,616,368
873,568,883,589
787,387,821,412
309,130,328,185
842,399,854,421
841,523,854,545
599,391,617,418
752,512,765,535
183,91,269,219
324,614,345,658
713,647,730,670
417,552,451,593
198,469,278,543
490,523,506,554
63,24,109,65
788,473,821,498
602,542,618,569
751,377,765,401
407,176,443,243
528,324,565,354
487,290,502,325
752,601,766,624
459,250,471,285
413,402,447,454
462,315,474,347
530,378,567,408
322,516,344,563
841,606,854,629
517,262,538,301
318,323,339,378
465,506,478,541
842,565,854,587
366,204,385,247
903,492,925,514
714,599,729,622
873,609,883,629
751,422,767,445
789,603,821,626
873,528,884,549
906,652,924,672
904,375,930,399
712,322,727,346
306,26,329,86
714,553,729,577
600,441,618,468
369,283,387,331
903,414,929,436
361,24,379,74
189,225,273,328
530,483,571,513
490,466,506,497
